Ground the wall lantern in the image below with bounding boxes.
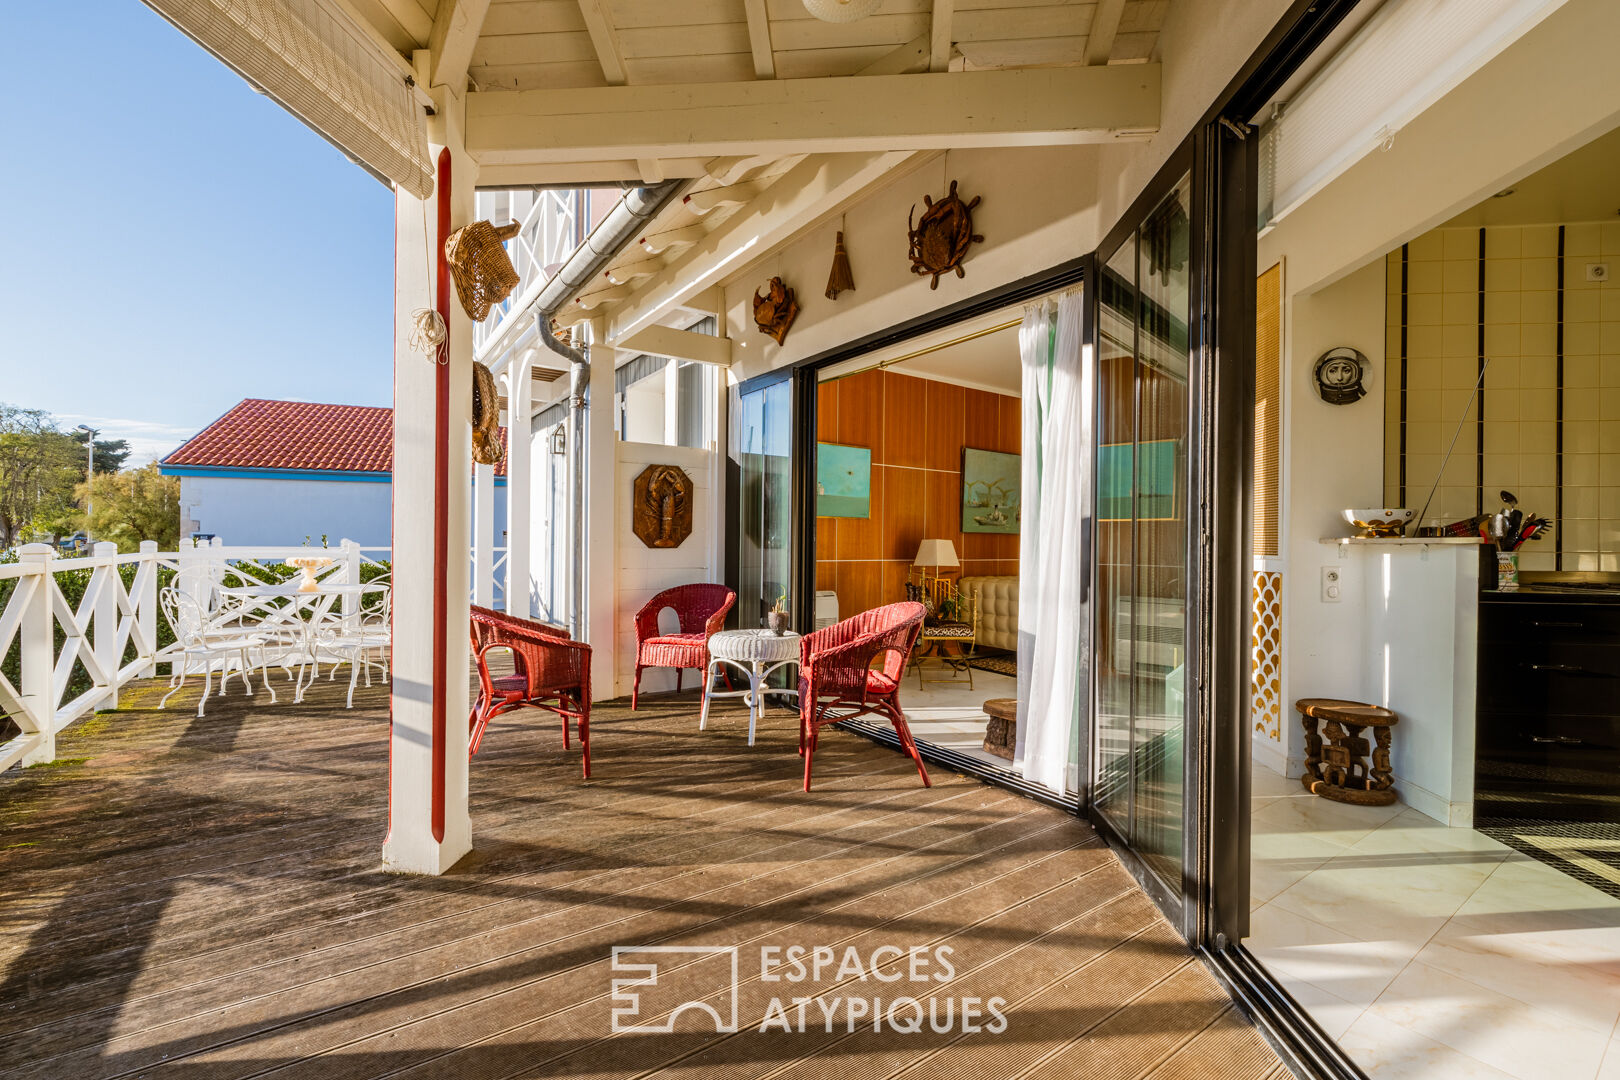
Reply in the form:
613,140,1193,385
549,423,567,456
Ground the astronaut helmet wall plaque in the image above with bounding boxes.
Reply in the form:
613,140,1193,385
1313,347,1370,405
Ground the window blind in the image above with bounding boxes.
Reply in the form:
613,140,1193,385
1258,0,1564,228
141,0,433,199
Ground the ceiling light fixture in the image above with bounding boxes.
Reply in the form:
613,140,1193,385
802,0,881,23
1493,188,1515,198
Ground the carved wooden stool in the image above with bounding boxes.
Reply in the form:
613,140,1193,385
1295,698,1398,806
982,698,1017,761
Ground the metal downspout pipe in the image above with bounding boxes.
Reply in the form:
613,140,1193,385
530,180,684,638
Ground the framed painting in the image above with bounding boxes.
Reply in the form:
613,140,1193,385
962,448,1020,533
817,442,871,518
1098,439,1179,520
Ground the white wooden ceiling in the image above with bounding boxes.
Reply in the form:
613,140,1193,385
462,0,1168,91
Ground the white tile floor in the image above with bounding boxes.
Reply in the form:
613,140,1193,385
1248,762,1620,1080
898,666,1022,774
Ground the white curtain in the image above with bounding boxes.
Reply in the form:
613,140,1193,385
1016,290,1087,793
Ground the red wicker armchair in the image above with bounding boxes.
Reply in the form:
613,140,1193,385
797,601,930,792
469,605,593,778
632,583,736,710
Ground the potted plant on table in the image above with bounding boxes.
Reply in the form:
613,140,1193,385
768,590,790,636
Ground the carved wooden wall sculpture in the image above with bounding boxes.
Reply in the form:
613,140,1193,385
907,180,984,289
632,464,694,549
752,277,800,344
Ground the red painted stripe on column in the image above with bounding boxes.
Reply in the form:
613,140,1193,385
431,148,451,843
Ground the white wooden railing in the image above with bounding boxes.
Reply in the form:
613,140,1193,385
1,536,509,774
0,541,162,773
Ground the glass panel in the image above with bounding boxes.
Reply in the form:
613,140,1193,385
1093,235,1138,836
1132,175,1193,885
1089,172,1194,893
738,379,793,628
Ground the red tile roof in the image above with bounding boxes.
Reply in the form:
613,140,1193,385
162,399,507,477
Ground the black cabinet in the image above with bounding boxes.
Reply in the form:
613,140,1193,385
1477,597,1620,821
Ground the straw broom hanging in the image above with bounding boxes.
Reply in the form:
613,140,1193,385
825,231,855,300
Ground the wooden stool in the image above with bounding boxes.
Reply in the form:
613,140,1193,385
1296,698,1398,806
982,698,1017,761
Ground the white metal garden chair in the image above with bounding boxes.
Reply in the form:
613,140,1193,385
304,580,390,707
158,586,279,716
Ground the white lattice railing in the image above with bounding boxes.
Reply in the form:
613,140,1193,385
2,535,510,774
0,541,163,773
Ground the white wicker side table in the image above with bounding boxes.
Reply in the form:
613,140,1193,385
701,629,801,746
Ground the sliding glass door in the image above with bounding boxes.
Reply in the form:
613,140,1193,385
1092,173,1196,902
736,376,794,629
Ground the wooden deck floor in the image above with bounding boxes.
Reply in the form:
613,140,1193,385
0,676,1289,1080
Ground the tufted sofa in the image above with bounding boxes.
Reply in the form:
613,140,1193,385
959,575,1018,652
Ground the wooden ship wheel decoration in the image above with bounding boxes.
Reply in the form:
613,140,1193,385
907,180,984,289
632,464,693,548
752,276,800,345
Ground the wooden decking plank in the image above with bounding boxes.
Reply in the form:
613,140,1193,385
1,769,1002,1068
498,857,1144,1080
1020,961,1232,1079
273,829,1113,1080
703,889,1163,1080
0,742,924,1042
1,680,1281,1080
123,792,1034,1079
12,784,1016,1078
1143,1005,1283,1080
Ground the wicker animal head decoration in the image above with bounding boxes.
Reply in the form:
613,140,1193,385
471,361,505,466
753,277,800,345
445,220,521,322
907,180,983,289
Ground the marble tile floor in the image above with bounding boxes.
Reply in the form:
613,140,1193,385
898,668,1024,774
1248,762,1620,1080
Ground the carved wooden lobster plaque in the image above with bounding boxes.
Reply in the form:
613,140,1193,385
632,464,693,549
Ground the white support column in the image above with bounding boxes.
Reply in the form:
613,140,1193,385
92,541,119,711
664,358,681,447
474,463,495,608
505,354,533,618
384,85,475,876
18,545,55,766
585,323,618,700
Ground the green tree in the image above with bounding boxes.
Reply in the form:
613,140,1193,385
82,464,180,552
0,405,81,548
70,431,132,475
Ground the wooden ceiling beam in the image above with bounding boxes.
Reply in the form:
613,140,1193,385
467,65,1161,164
743,0,775,79
577,0,628,86
929,0,954,73
1086,0,1126,66
858,34,931,77
427,0,492,93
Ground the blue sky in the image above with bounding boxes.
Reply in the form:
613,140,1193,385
1,2,395,463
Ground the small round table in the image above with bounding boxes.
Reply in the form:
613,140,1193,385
702,629,801,746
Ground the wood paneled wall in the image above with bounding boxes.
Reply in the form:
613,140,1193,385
815,369,1021,620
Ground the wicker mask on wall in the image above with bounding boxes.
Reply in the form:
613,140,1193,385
445,220,521,322
471,361,505,466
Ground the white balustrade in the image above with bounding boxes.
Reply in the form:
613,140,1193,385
1,535,513,775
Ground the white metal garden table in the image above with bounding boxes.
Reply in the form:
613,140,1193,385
701,628,801,746
216,581,388,704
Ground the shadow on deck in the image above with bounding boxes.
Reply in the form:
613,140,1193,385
0,676,1289,1079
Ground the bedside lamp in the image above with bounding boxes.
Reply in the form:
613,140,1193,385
912,538,960,592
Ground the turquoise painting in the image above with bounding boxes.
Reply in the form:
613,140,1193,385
817,442,871,518
962,448,1020,534
1098,439,1179,520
